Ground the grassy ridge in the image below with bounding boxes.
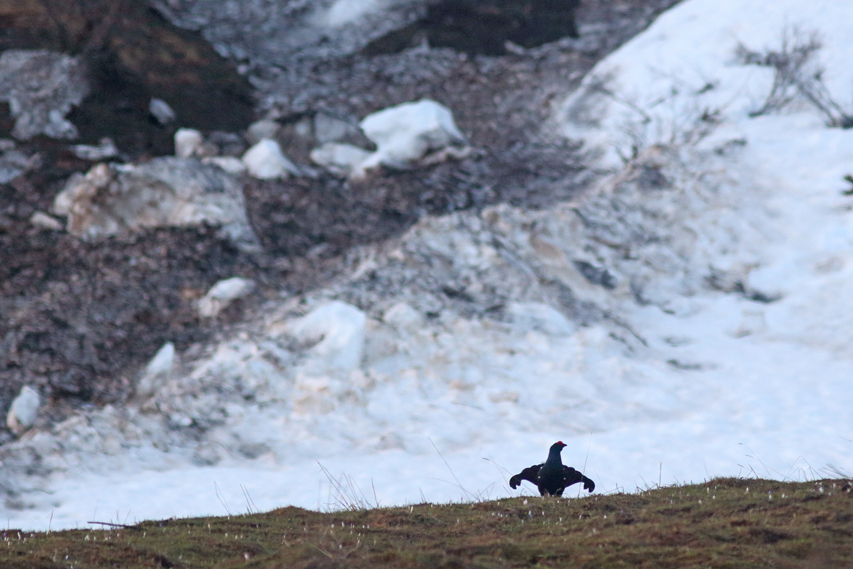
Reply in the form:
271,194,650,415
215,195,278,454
1,478,851,568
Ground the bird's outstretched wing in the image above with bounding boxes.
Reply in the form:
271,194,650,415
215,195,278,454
509,464,542,489
562,466,595,492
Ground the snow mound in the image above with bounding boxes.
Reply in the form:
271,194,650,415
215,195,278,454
357,99,467,175
52,158,260,252
283,301,367,371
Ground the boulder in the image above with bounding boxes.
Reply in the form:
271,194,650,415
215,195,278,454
0,50,89,140
198,277,256,318
357,99,467,175
52,158,260,251
6,386,40,435
242,139,299,179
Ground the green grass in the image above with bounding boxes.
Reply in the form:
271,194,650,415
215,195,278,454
2,478,851,568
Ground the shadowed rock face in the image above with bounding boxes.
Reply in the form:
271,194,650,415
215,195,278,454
0,0,253,156
363,0,580,56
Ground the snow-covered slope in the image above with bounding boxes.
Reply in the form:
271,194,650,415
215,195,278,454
3,0,853,530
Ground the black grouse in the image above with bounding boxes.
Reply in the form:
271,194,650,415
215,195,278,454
509,441,595,496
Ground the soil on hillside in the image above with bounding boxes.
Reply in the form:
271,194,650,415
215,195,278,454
0,0,680,438
1,478,851,568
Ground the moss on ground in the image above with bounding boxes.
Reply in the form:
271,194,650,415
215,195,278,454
1,478,851,568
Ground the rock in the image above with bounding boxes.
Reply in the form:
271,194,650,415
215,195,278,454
309,142,372,177
0,146,34,184
202,156,247,175
242,139,299,179
0,50,89,140
6,386,40,435
198,277,256,318
506,302,575,336
174,128,204,158
29,211,62,231
71,137,119,161
357,99,467,175
51,158,260,251
287,301,366,370
149,98,176,125
245,119,280,144
136,342,176,398
314,113,359,144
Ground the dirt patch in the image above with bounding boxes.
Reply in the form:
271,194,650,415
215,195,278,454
0,0,253,157
363,0,580,56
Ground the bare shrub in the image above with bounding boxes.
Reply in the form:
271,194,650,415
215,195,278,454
735,27,853,128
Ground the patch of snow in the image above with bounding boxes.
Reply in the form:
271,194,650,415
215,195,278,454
242,139,299,179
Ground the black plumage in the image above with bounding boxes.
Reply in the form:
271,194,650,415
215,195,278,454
509,441,595,496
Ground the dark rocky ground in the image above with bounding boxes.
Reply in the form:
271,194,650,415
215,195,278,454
0,0,680,438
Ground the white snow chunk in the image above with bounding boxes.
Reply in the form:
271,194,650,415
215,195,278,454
357,99,467,174
198,277,255,318
137,342,176,397
242,139,299,179
149,98,176,125
6,386,40,435
310,142,371,177
29,211,62,231
287,301,366,370
174,128,204,159
506,302,575,336
71,137,118,161
202,156,247,175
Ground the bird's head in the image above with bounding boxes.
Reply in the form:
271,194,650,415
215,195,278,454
550,441,567,453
